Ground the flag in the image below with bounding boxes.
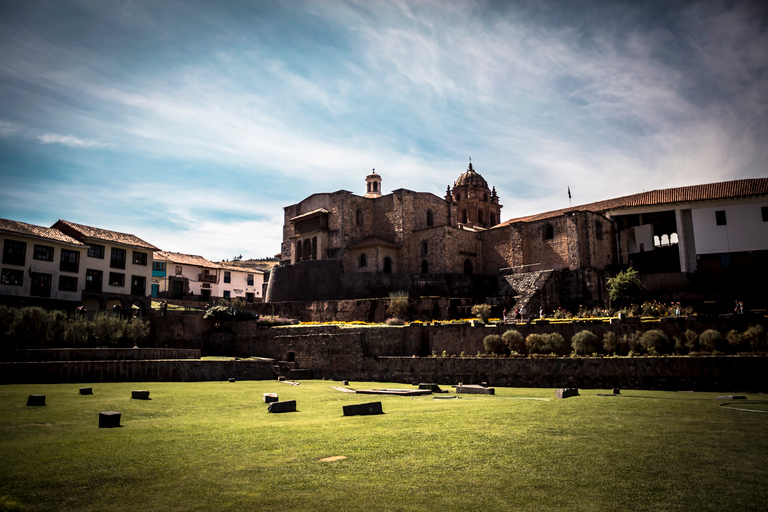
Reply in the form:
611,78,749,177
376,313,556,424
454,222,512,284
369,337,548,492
568,186,571,199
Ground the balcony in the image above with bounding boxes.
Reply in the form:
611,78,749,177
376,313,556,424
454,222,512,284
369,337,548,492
199,273,216,283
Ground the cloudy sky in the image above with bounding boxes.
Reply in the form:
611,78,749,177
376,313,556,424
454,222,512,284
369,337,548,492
1,0,767,260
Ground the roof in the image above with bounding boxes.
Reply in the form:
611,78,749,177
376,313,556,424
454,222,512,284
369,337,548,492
346,236,401,250
0,218,84,246
454,163,489,189
290,208,329,222
218,263,264,274
497,178,768,226
154,251,218,268
54,220,159,250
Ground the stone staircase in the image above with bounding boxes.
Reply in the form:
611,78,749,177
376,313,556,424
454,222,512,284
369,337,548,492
272,360,312,380
500,270,555,318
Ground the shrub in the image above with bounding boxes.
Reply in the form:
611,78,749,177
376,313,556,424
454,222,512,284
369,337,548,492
546,332,566,355
483,334,505,355
744,325,765,351
571,330,600,355
8,307,49,346
526,333,565,355
387,291,409,320
471,304,492,323
501,329,525,354
125,317,150,344
91,313,125,345
63,314,91,346
684,329,699,352
726,329,745,352
699,329,723,352
385,317,405,326
639,329,670,354
603,332,619,354
606,267,644,307
525,333,546,354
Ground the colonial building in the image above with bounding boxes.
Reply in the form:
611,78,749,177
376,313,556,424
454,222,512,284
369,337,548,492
267,164,768,310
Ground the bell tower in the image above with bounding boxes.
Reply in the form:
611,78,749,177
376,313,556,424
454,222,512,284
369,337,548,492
364,169,382,198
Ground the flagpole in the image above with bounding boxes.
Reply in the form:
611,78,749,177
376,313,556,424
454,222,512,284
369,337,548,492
568,186,572,207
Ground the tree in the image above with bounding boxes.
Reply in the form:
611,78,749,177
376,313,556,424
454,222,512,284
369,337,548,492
386,291,409,320
471,304,492,323
606,267,644,307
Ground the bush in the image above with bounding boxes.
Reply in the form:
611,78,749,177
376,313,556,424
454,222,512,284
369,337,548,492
63,314,91,346
684,329,699,352
92,313,126,345
387,291,409,320
471,304,492,323
639,329,670,354
726,329,745,352
125,317,150,343
603,332,619,354
501,329,525,354
483,334,505,355
744,325,765,351
526,332,565,355
571,330,600,355
606,267,644,307
385,317,405,326
699,329,723,352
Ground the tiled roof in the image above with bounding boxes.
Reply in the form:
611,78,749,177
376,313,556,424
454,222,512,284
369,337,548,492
497,178,768,226
346,236,401,250
218,263,264,273
54,220,159,250
0,218,84,246
154,251,218,268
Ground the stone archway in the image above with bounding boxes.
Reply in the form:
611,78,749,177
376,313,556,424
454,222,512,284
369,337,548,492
463,259,473,275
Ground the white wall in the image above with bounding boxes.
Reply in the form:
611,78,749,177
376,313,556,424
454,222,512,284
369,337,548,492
691,199,768,254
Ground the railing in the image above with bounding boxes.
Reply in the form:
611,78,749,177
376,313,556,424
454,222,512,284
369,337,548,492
199,273,216,283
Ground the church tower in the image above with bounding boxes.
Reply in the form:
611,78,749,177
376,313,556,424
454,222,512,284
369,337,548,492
447,162,502,228
364,170,382,198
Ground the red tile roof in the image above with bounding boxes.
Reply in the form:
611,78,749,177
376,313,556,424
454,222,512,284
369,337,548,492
497,178,768,226
54,220,159,250
154,251,217,268
0,218,84,246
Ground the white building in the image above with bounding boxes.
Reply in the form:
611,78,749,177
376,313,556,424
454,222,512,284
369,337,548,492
217,264,265,302
152,251,220,302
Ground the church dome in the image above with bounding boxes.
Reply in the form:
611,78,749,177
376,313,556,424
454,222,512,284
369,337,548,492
454,163,488,189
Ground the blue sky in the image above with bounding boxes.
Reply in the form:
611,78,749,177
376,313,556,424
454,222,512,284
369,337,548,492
1,0,767,260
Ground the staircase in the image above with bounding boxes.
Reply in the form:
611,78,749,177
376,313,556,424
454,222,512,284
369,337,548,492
501,270,555,319
272,360,312,380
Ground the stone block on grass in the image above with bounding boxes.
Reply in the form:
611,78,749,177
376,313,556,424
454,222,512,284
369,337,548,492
419,383,443,392
131,390,150,400
26,394,45,406
263,393,278,403
99,411,121,428
456,385,495,395
228,378,236,383
343,402,383,416
612,388,620,395
79,387,93,395
268,400,296,413
556,388,579,399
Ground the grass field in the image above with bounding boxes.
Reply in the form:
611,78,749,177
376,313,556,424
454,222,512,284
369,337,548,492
1,381,767,512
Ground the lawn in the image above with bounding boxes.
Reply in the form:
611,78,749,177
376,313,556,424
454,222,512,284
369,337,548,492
1,381,767,512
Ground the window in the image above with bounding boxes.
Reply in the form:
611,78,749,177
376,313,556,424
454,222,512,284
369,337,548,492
463,259,473,275
373,181,378,192
110,248,126,269
478,210,484,223
356,209,363,225
60,249,80,273
762,206,768,222
359,254,367,268
715,210,727,226
224,271,231,284
1,268,23,286
131,275,146,295
175,265,182,275
421,240,428,256
223,290,231,299
86,269,103,292
543,223,554,240
490,213,496,225
2,240,26,266
58,275,78,292
426,210,434,227
133,251,147,265
595,222,603,240
109,272,125,287
461,210,467,223
247,274,254,286
421,260,429,273
87,244,105,259
383,256,392,274
30,272,52,297
153,261,166,271
33,245,54,262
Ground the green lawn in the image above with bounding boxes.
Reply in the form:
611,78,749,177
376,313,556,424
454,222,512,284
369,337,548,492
1,381,767,512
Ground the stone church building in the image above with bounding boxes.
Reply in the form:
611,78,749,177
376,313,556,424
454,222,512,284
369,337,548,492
266,164,768,312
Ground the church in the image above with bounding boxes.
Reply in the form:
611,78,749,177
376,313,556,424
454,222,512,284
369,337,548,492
266,164,768,312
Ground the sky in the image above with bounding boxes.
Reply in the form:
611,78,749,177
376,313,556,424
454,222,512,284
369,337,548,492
1,0,767,261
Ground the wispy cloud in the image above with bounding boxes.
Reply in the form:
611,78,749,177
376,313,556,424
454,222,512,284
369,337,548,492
37,133,109,148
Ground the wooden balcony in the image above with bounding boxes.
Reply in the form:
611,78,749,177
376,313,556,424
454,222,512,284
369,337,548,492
199,273,216,283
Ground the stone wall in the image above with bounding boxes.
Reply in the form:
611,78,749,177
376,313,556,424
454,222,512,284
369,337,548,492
1,348,200,362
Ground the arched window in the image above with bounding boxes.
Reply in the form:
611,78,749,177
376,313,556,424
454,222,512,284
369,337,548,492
426,210,433,227
367,182,371,193
421,260,429,273
461,210,468,223
373,181,378,192
595,221,603,240
303,239,311,260
543,223,554,240
654,236,661,247
670,233,679,244
383,257,392,274
296,241,302,261
463,259,473,275
359,254,367,268
312,237,317,259
478,210,484,223
356,209,362,225
661,234,670,246
490,213,496,225
421,240,428,256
